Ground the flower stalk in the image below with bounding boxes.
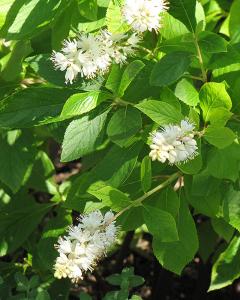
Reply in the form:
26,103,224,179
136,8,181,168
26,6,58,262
112,172,181,222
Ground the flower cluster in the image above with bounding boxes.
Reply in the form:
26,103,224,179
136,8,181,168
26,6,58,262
54,210,117,282
149,120,198,164
51,31,141,84
122,0,169,32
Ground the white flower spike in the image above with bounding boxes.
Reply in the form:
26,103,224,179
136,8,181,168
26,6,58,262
122,0,169,33
149,120,198,164
54,210,117,282
51,31,141,84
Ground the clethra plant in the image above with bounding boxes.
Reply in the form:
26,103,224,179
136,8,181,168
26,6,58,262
0,0,240,299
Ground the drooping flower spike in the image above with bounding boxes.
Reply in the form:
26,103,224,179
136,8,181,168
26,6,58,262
122,0,169,33
54,210,117,282
149,120,198,164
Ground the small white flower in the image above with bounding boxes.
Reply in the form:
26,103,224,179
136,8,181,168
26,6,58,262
149,120,198,164
54,210,117,282
122,0,169,33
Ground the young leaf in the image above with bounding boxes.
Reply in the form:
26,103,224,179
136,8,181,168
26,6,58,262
107,106,142,147
204,126,235,149
135,100,183,125
140,156,152,193
209,237,240,291
143,205,179,242
199,82,232,125
150,52,191,87
61,107,110,162
106,0,129,33
161,12,189,40
175,78,199,106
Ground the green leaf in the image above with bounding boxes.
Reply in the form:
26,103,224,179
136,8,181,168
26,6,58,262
177,153,202,175
160,87,181,111
175,78,199,106
78,292,92,300
198,31,228,53
61,106,110,162
223,187,240,232
0,0,14,28
78,0,98,21
159,33,194,54
148,187,180,218
204,107,232,127
51,3,75,50
15,272,29,292
143,205,179,242
64,142,142,210
106,268,144,289
118,206,144,231
0,87,75,128
0,198,53,256
161,12,189,40
209,237,240,291
130,296,142,300
123,61,162,103
106,0,129,33
229,0,240,43
187,171,221,217
34,208,71,271
117,60,145,97
0,40,32,82
207,144,240,181
204,126,235,149
105,64,124,94
77,17,106,33
153,197,198,274
88,182,131,211
211,218,234,242
150,52,191,87
0,0,65,39
199,82,232,125
141,156,152,193
36,290,51,300
27,54,67,86
61,91,111,118
0,132,36,193
107,107,142,147
135,100,183,125
198,221,218,263
169,0,197,32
